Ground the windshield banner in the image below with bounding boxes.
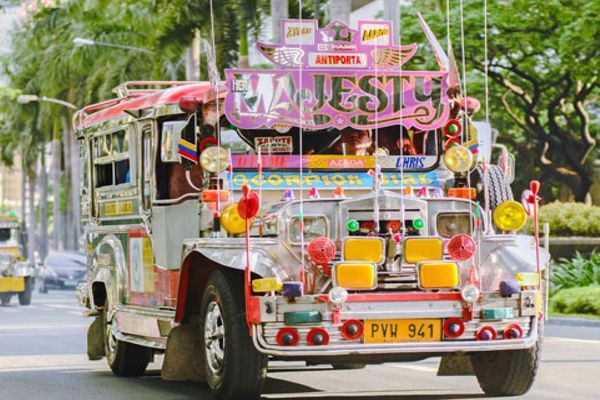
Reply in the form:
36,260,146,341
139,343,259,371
225,19,449,131
229,171,441,190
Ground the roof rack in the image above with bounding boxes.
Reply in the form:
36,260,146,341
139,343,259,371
112,81,202,98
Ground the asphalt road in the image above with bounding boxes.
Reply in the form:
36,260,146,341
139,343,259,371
1,291,599,399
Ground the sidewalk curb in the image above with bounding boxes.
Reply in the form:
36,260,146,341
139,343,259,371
547,317,600,327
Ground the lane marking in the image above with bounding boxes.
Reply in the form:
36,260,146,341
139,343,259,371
546,337,600,345
0,323,88,331
387,363,438,373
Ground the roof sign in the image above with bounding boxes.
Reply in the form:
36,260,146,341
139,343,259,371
225,19,449,131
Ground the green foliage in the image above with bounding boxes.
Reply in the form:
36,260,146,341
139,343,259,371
525,201,600,237
402,0,599,201
551,286,600,316
550,251,600,292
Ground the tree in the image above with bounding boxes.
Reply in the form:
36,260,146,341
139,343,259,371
401,0,599,201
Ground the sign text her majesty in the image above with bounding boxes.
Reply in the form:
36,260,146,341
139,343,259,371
225,19,449,131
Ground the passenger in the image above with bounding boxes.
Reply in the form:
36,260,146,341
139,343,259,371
338,128,372,155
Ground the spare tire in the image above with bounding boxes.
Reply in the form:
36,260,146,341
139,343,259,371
473,164,513,210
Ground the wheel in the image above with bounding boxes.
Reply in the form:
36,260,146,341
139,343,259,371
331,363,367,370
0,293,12,306
470,334,542,396
473,164,513,210
18,277,33,305
103,300,152,377
200,270,267,400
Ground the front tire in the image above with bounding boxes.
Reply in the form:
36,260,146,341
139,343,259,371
0,293,12,306
200,270,267,400
18,277,33,305
103,301,152,377
471,334,542,396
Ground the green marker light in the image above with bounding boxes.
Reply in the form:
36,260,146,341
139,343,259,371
347,219,359,232
412,218,425,230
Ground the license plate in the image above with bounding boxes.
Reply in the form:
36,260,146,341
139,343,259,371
0,277,25,292
364,319,442,343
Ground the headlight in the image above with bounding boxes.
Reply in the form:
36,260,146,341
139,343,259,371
461,284,480,303
444,145,473,173
493,200,527,231
289,215,328,244
436,213,473,238
199,146,229,173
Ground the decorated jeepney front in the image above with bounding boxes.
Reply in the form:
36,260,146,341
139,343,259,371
190,18,548,354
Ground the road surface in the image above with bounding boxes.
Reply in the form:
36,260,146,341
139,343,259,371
1,291,599,399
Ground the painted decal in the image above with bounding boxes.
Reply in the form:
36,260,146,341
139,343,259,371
129,236,154,293
104,200,133,216
231,154,438,170
283,20,317,45
230,171,440,190
178,138,198,162
360,22,391,46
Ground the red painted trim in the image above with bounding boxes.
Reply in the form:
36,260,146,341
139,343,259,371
246,296,262,325
345,292,462,303
174,264,190,322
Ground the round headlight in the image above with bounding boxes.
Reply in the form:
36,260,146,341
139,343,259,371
443,145,473,173
493,200,527,231
461,284,480,303
199,146,229,173
328,286,348,306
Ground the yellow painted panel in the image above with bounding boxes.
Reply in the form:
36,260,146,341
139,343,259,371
344,238,384,263
335,263,376,290
419,262,459,288
0,277,25,293
404,238,443,264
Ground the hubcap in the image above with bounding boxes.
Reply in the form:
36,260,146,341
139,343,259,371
204,301,226,378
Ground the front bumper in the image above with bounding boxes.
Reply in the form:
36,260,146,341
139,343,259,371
0,276,25,293
253,317,538,357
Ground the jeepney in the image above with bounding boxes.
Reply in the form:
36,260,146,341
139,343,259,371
76,18,547,400
0,215,35,306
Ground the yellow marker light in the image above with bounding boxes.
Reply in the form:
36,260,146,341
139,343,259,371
252,277,283,293
343,237,385,264
334,263,377,290
418,262,459,289
493,200,527,231
444,145,473,173
221,202,252,234
403,238,443,264
515,272,540,287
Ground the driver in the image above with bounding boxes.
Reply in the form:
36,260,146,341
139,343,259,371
339,128,372,155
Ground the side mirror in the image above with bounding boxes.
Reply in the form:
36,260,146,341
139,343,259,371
161,119,195,163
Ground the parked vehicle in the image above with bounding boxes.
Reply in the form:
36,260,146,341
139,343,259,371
76,17,547,400
0,215,34,306
38,251,87,293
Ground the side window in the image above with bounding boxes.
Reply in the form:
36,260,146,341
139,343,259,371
79,139,90,217
93,130,131,188
142,126,153,209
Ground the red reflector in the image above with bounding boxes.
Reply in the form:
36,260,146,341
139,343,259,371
447,234,476,261
476,325,497,341
276,328,299,346
307,237,336,265
341,319,364,340
503,323,523,339
306,328,329,346
443,318,465,338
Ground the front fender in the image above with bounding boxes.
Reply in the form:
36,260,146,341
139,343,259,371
89,234,128,310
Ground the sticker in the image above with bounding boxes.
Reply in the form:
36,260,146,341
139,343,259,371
307,52,368,68
395,156,426,169
359,22,392,46
104,200,133,216
282,20,316,45
255,136,293,153
178,138,198,162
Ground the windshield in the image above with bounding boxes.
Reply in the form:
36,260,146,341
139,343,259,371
0,228,18,243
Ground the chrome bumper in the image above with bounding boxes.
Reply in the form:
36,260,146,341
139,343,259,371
252,317,538,357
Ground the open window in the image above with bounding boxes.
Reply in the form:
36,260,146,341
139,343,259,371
92,129,132,188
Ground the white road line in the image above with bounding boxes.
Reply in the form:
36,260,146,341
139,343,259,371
0,323,88,331
41,304,80,310
0,354,103,372
387,363,438,373
546,336,600,345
